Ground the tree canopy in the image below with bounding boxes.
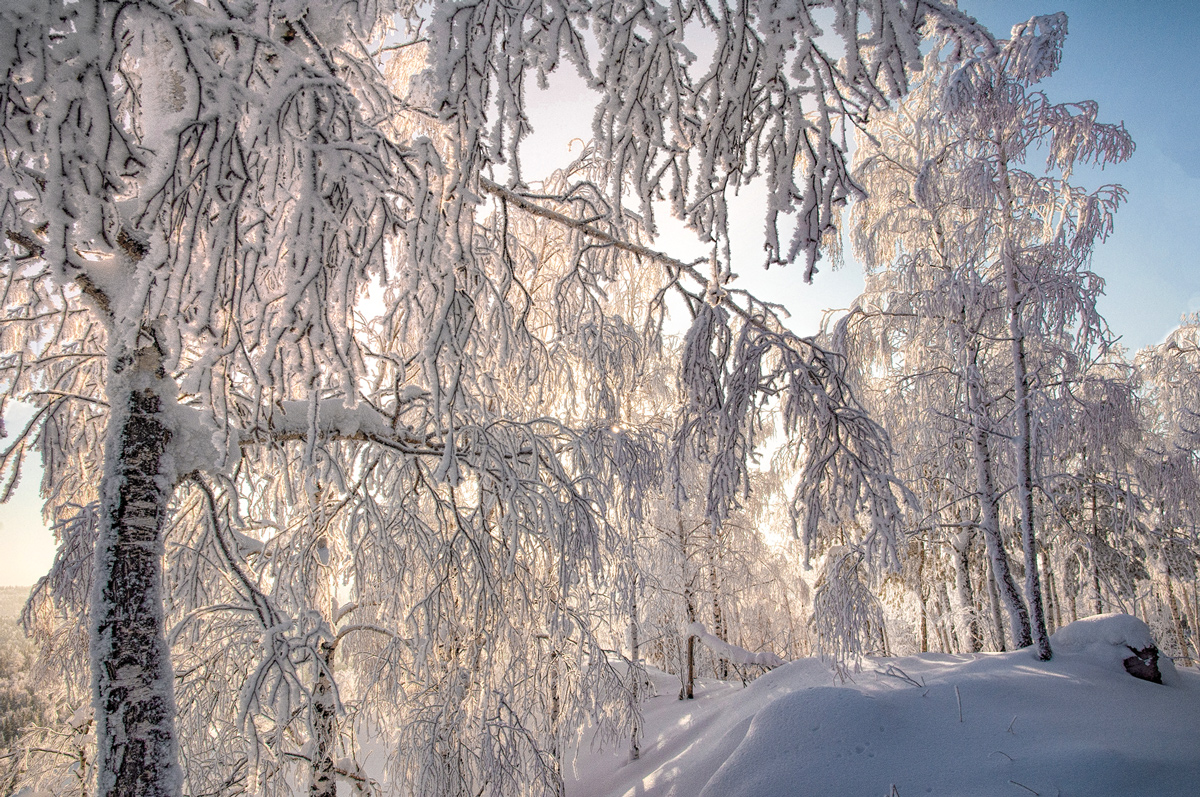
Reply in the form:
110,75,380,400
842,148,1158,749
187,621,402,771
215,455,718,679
1,4,1196,797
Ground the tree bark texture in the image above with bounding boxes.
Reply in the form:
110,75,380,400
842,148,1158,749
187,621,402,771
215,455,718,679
964,338,1031,650
985,557,1007,652
91,341,180,797
309,641,337,797
952,531,982,652
629,572,641,762
707,551,728,680
971,423,1032,649
678,518,695,700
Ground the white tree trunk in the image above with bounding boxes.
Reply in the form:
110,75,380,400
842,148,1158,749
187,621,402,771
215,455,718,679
629,572,641,762
678,518,695,701
310,641,337,797
91,335,180,797
707,550,728,680
951,531,982,653
997,152,1052,661
969,403,1031,649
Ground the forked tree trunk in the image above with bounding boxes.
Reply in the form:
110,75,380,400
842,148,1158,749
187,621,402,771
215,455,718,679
964,340,1031,650
92,335,180,797
951,531,982,652
971,423,1032,649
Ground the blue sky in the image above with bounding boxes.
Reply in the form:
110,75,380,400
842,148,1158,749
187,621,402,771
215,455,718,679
2,1,1197,586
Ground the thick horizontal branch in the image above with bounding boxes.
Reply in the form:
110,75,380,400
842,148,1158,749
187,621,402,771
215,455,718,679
480,176,706,279
5,229,114,318
479,178,804,339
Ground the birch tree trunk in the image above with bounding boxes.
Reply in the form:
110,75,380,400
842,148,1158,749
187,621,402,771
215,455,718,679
985,558,1007,652
997,150,1053,661
968,389,1032,649
951,530,982,653
630,576,641,762
707,550,728,680
917,538,929,653
678,518,695,701
310,640,338,797
91,332,181,797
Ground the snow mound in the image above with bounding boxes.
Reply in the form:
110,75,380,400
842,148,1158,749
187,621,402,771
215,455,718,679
688,622,786,667
1051,612,1156,651
1051,613,1180,685
569,629,1200,797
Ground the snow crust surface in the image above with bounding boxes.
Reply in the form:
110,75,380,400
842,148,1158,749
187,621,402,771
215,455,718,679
568,615,1200,797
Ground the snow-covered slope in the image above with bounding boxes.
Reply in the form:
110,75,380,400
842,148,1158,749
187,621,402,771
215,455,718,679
568,615,1200,797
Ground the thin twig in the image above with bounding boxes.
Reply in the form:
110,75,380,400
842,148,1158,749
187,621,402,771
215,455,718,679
955,685,963,722
1009,780,1039,795
876,663,924,687
372,38,428,57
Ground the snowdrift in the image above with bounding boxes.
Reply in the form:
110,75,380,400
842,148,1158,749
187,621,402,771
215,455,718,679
568,614,1200,797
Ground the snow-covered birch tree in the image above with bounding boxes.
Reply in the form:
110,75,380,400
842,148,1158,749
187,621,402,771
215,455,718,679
941,13,1133,659
840,62,1036,650
844,14,1133,659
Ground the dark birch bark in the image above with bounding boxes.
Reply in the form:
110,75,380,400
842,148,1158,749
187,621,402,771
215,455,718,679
996,151,1052,661
548,645,565,796
309,640,337,797
678,518,695,700
629,571,640,762
683,613,696,700
952,531,982,652
1188,581,1200,667
92,335,180,797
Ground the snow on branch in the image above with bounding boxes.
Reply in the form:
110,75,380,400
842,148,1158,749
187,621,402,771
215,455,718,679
687,621,784,668
434,0,991,277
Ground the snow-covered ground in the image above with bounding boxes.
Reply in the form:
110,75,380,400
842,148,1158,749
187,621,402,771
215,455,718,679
567,614,1200,797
